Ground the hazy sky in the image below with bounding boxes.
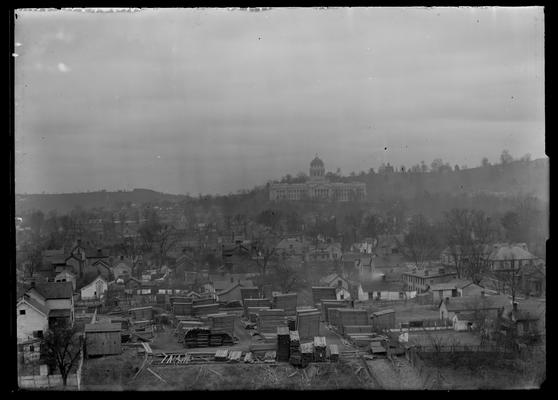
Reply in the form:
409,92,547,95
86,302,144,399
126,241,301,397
14,7,545,195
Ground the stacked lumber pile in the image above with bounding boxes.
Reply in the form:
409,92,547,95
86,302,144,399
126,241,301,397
257,309,287,334
321,300,351,322
327,308,342,329
228,350,243,363
240,287,260,304
193,298,216,306
337,309,369,333
300,342,314,367
243,298,272,319
184,327,211,348
277,326,290,362
207,313,236,336
289,330,301,366
209,332,233,347
311,287,337,307
247,307,271,322
327,344,339,362
313,336,327,362
296,309,320,340
343,325,374,335
193,303,220,317
176,320,204,342
287,317,296,331
264,351,277,363
244,352,254,363
347,333,388,348
173,302,193,316
170,296,190,306
215,348,229,361
272,293,298,316
249,342,277,353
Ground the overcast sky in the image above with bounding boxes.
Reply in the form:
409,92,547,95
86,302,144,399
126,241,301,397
14,7,545,195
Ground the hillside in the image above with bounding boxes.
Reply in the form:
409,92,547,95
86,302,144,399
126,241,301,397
14,158,548,215
15,188,188,215
355,158,548,202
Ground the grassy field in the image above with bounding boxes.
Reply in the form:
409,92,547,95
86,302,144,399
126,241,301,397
82,351,373,391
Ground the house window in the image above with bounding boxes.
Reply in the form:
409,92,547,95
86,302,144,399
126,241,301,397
19,309,26,315
338,280,343,288
340,293,344,300
29,345,34,352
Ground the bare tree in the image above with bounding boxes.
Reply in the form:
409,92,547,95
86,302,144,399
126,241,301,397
42,323,83,387
157,224,180,265
398,214,442,269
252,228,283,281
270,260,301,293
443,209,496,282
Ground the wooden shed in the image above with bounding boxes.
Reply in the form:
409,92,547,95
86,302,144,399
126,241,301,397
85,322,122,357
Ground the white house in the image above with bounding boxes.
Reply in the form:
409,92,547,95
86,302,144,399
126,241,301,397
452,312,477,331
357,277,417,302
26,282,74,326
17,295,49,342
335,286,351,301
80,275,108,300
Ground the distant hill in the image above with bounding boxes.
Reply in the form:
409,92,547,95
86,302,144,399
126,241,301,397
15,158,548,215
15,188,188,215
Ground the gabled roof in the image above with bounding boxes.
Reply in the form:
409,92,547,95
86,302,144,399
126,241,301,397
441,294,510,312
488,244,538,262
320,273,345,285
85,322,121,332
360,279,404,293
17,295,49,317
91,258,112,268
429,283,458,292
81,275,107,290
49,309,71,318
453,311,477,321
31,282,73,300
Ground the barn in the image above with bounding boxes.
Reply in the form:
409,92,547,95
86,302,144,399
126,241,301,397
85,322,122,357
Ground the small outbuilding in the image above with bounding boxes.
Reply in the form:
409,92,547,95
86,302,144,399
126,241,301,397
85,322,122,357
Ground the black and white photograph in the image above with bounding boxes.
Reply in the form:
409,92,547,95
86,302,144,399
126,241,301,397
13,7,546,390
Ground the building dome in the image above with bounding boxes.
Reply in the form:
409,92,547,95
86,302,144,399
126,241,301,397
310,156,324,167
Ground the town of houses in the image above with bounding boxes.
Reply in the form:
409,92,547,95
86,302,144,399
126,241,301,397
15,157,546,390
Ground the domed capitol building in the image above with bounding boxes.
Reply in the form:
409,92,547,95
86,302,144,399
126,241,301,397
269,156,367,201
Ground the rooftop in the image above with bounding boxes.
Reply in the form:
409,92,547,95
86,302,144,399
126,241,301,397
32,282,73,300
85,322,122,332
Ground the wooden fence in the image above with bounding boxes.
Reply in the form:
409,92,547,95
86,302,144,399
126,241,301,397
18,373,79,389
